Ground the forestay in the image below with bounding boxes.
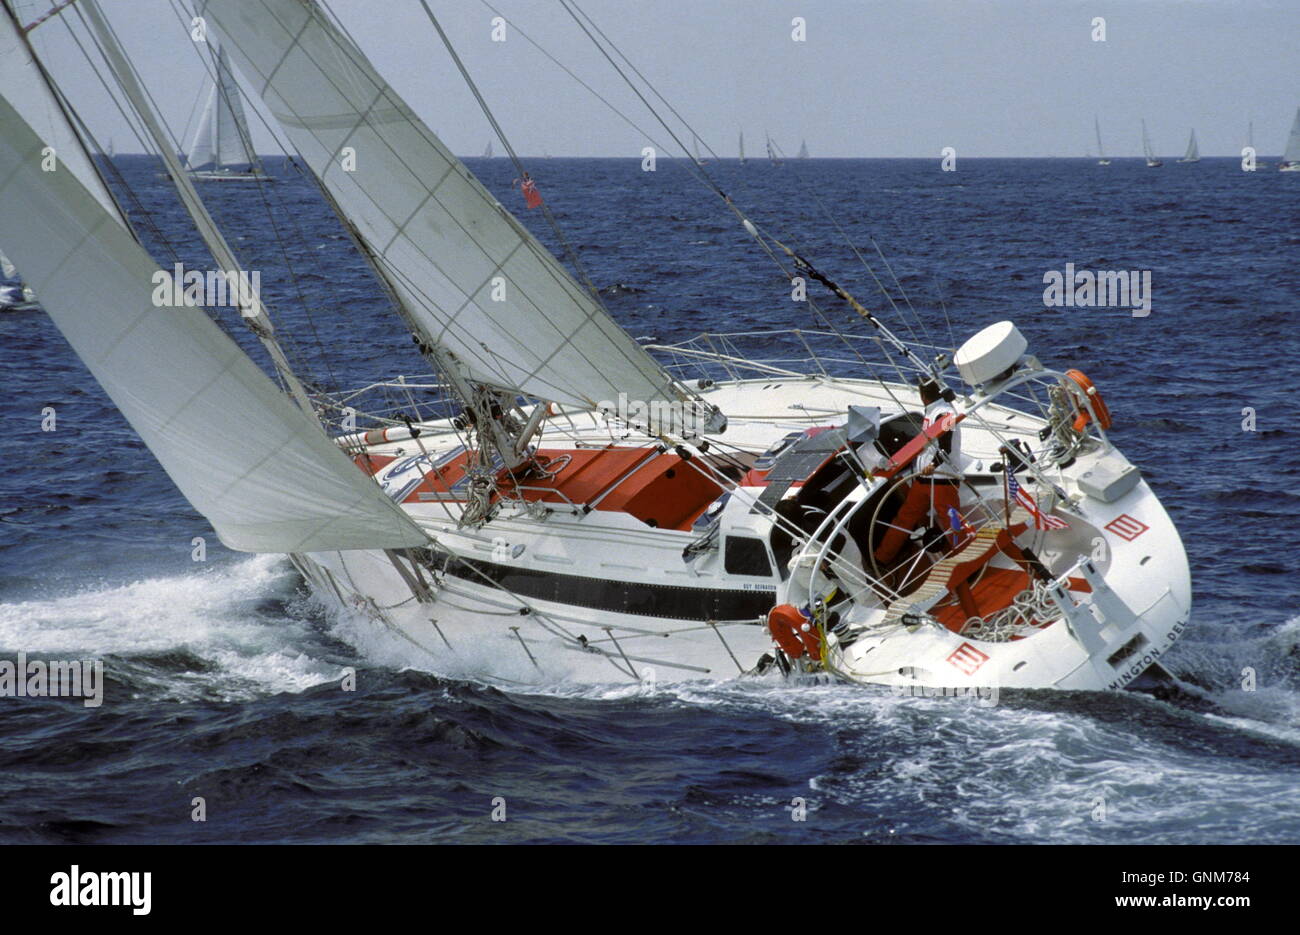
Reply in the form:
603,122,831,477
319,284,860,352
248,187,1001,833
199,0,706,429
0,94,428,553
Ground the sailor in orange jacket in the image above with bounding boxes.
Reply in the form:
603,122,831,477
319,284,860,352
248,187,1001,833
873,378,963,566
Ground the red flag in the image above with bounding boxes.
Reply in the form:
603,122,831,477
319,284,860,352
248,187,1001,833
520,176,543,210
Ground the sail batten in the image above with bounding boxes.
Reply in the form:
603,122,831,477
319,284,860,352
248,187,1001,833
0,92,427,553
200,0,704,430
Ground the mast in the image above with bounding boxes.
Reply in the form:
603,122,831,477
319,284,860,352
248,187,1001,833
81,0,317,420
739,129,744,163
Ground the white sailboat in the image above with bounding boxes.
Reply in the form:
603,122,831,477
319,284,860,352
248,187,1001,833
0,0,1191,692
1141,119,1163,167
185,41,269,181
738,130,745,165
1176,128,1199,163
482,140,493,158
765,131,783,166
797,139,809,159
1094,116,1111,166
692,132,709,165
1278,107,1300,171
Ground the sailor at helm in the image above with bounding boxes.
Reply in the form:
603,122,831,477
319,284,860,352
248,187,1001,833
873,378,964,566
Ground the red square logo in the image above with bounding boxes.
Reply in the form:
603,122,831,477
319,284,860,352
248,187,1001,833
1105,514,1149,541
947,642,990,675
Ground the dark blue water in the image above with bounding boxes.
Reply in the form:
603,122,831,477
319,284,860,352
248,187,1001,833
2,156,1298,843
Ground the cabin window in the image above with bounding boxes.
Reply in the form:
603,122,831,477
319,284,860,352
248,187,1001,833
725,536,773,577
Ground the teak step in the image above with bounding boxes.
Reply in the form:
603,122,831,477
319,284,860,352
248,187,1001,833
882,520,1022,626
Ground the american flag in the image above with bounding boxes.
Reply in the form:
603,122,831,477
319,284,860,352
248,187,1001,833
1008,470,1069,530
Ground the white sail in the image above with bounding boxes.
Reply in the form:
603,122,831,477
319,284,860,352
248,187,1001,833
738,130,744,163
797,139,809,159
187,43,258,171
1283,108,1300,165
1094,116,1106,158
200,0,701,428
483,140,493,158
1141,119,1161,165
0,93,427,553
1180,129,1199,162
0,4,123,226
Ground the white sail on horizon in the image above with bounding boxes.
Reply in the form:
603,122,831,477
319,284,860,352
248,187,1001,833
1179,129,1199,162
198,0,704,431
1141,119,1161,165
1282,107,1300,166
0,92,427,553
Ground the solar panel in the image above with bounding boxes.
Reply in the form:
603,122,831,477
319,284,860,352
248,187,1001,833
751,429,846,512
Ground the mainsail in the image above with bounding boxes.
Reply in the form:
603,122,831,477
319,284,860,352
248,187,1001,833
186,42,261,174
1179,129,1199,162
0,94,427,553
199,0,706,431
797,139,809,159
738,130,745,163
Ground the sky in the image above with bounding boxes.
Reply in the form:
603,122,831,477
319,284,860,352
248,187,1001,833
14,0,1300,158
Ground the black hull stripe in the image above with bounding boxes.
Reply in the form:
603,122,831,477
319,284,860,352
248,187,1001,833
419,549,775,622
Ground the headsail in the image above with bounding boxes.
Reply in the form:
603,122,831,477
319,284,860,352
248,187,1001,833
0,93,427,553
0,2,124,227
199,0,708,432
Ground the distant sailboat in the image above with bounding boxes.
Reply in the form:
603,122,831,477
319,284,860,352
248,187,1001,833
1176,128,1199,163
1094,116,1111,166
483,140,493,158
185,42,269,181
797,139,809,159
106,136,114,159
692,133,709,165
1245,120,1268,168
738,130,745,164
765,132,782,166
1141,119,1163,167
1278,107,1300,171
0,250,35,306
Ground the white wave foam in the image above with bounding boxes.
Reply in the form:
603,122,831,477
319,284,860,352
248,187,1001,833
0,555,347,700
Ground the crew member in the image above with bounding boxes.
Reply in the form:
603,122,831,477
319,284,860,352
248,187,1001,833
873,378,964,566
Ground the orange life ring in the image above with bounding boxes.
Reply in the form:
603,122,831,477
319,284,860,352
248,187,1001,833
766,604,822,661
1065,369,1112,433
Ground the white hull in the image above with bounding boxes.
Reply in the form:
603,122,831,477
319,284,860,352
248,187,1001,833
286,372,1191,691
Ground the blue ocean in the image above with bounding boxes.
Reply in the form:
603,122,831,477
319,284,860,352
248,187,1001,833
1,155,1297,844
